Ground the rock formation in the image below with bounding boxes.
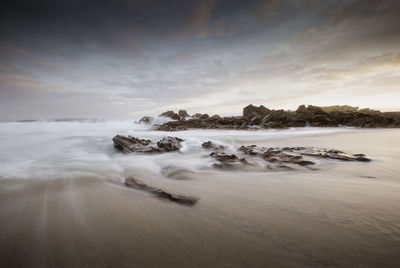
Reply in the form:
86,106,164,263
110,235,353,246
113,135,183,154
152,104,400,131
125,177,198,206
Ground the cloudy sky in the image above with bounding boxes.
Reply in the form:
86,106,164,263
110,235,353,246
1,0,399,119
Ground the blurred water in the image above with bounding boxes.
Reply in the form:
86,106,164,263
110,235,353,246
0,120,358,180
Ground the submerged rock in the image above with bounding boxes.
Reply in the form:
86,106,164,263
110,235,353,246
139,116,153,124
202,141,225,150
125,177,198,206
239,145,370,163
157,136,183,152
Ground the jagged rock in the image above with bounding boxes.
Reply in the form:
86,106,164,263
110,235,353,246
159,110,181,120
209,152,248,169
192,113,202,119
210,152,239,162
154,105,400,130
113,135,183,153
178,110,190,118
112,135,158,154
199,114,209,119
202,141,225,150
159,111,175,117
125,177,198,206
157,136,183,152
239,145,370,163
243,104,271,119
262,121,285,129
320,105,359,113
210,114,221,120
139,116,153,124
250,116,262,125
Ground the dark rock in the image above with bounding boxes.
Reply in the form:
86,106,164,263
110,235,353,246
202,141,225,150
112,135,158,154
154,105,400,130
239,145,371,165
192,113,202,119
159,110,181,120
139,116,153,124
157,136,183,152
113,135,183,153
250,116,262,125
159,111,175,117
199,114,209,119
125,177,198,206
178,110,190,118
210,152,239,162
170,113,181,120
243,104,271,119
210,114,221,120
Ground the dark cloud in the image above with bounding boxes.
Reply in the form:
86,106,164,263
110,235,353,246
0,0,399,119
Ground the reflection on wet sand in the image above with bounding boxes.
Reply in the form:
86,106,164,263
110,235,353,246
0,129,400,267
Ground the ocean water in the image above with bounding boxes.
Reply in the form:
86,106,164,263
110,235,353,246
1,120,400,267
0,119,361,181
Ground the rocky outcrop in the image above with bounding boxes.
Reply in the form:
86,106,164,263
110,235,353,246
113,135,183,154
239,145,370,163
125,177,198,206
112,135,158,154
178,110,190,118
159,111,181,120
139,116,153,124
157,136,183,152
205,144,370,171
202,141,225,151
243,104,271,119
149,105,400,131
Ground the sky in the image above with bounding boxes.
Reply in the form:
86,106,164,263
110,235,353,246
1,0,399,119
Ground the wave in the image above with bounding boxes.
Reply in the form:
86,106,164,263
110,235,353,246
0,120,358,180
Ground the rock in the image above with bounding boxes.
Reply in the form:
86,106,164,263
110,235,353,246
262,121,285,129
209,152,249,169
210,152,239,162
170,113,181,120
192,113,202,119
301,148,371,162
243,104,271,119
159,110,175,117
153,105,400,130
139,116,153,124
210,114,221,120
178,110,190,118
250,116,262,125
157,136,183,152
112,135,158,154
239,145,370,164
159,110,181,120
199,114,209,119
113,135,184,153
125,177,198,206
202,141,225,150
320,105,359,113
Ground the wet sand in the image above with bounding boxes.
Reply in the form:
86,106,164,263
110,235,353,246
1,129,400,267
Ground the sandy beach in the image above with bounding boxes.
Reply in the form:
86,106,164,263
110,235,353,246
1,125,399,267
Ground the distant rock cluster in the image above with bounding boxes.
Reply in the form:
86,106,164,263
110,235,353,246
138,104,400,131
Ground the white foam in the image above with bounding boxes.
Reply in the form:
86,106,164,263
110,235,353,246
0,120,357,180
